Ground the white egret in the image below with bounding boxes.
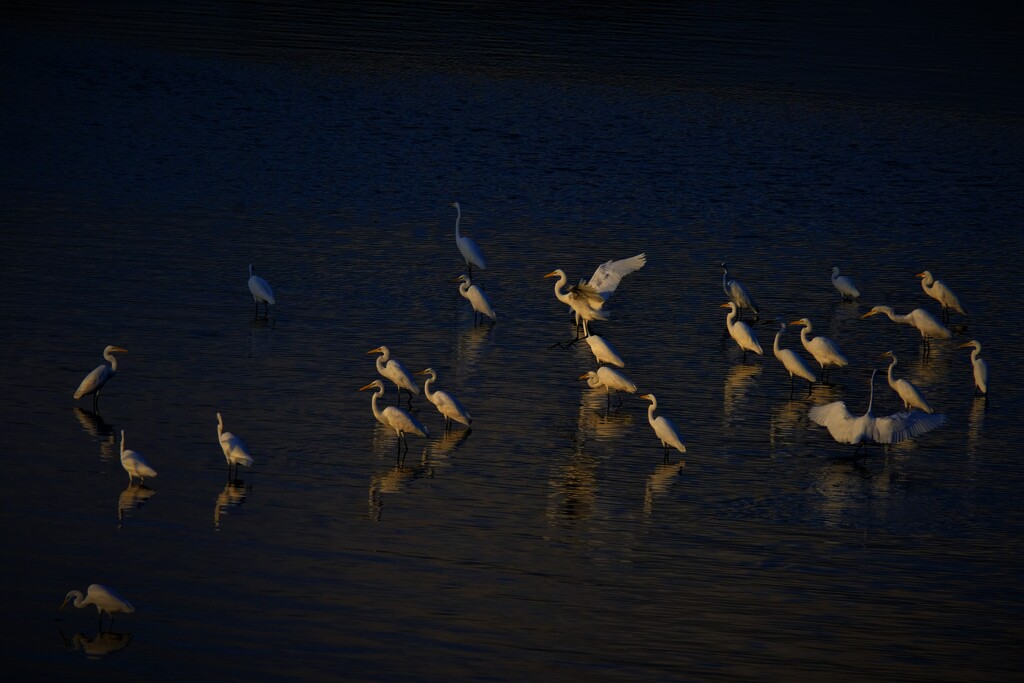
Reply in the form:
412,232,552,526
582,320,625,367
359,380,428,454
721,301,763,362
416,368,472,432
959,340,989,396
544,268,609,342
721,262,758,320
808,369,946,453
881,351,934,413
74,345,127,409
861,305,952,354
368,346,420,405
119,430,157,485
217,412,254,478
573,253,647,326
772,321,817,396
579,366,637,408
831,266,860,301
451,201,486,277
453,274,496,324
639,393,687,459
790,317,848,385
248,264,275,318
60,584,135,628
917,270,966,323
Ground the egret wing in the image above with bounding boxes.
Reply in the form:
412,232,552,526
587,253,647,300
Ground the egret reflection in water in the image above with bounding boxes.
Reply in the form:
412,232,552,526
643,460,685,517
59,628,133,658
368,455,433,522
214,481,249,529
723,363,762,424
117,483,157,527
73,407,117,460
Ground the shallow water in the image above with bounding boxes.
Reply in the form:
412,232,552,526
1,2,1022,681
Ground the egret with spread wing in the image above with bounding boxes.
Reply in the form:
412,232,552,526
576,253,646,323
451,201,486,277
416,368,472,432
808,369,946,453
74,345,127,409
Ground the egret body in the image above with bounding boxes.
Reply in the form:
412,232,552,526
217,412,254,477
721,262,758,320
454,274,496,323
60,584,135,627
790,317,848,385
580,367,637,408
359,380,428,452
722,301,763,362
773,321,817,396
451,201,486,277
417,368,472,431
639,393,687,458
862,305,952,354
831,266,860,301
368,346,420,404
248,264,276,318
119,430,157,485
917,270,965,322
74,345,127,408
959,340,989,396
881,351,934,413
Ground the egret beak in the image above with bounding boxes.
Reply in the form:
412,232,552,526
59,596,70,612
639,394,653,401
451,275,465,283
578,373,590,380
358,382,377,391
958,342,973,349
861,311,877,319
367,347,383,354
719,302,731,308
543,271,559,279
112,346,128,353
415,369,430,376
915,272,926,278
788,319,804,326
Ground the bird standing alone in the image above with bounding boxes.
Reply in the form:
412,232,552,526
248,264,276,319
74,345,127,409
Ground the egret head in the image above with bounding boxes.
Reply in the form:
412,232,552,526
59,591,79,612
639,393,655,403
861,305,892,319
452,274,469,284
789,318,810,327
831,266,840,275
104,345,128,354
449,201,460,209
367,346,387,356
543,269,564,280
359,380,384,392
415,368,436,377
915,270,931,279
720,301,737,311
578,371,597,381
958,340,982,352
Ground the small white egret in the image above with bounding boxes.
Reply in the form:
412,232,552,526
773,321,817,396
60,584,135,628
451,201,486,277
453,273,496,324
721,301,763,362
416,368,472,432
359,380,429,455
582,320,625,367
808,369,946,453
573,253,647,327
721,262,758,320
544,268,609,342
74,345,127,409
119,430,157,485
959,340,989,396
368,346,420,405
217,412,254,478
790,317,848,385
831,266,860,301
639,393,687,459
248,264,275,318
881,351,934,413
917,270,966,323
862,305,952,354
579,366,637,408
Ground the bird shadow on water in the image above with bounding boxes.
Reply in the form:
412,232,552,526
368,450,436,522
117,483,157,528
58,627,133,659
214,480,250,529
73,407,117,461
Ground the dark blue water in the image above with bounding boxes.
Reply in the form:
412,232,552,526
1,2,1022,681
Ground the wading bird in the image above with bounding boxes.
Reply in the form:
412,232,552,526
790,317,848,385
881,351,933,413
722,301,763,362
368,346,420,405
572,253,647,326
959,340,989,396
544,268,609,343
582,320,625,367
808,369,946,454
721,262,758,320
831,266,860,301
416,368,472,432
579,366,638,408
74,345,127,409
861,305,952,355
453,274,495,324
773,321,817,397
917,270,966,323
60,584,134,629
248,264,275,318
451,201,486,277
119,430,157,485
359,380,428,454
639,393,687,459
217,412,254,478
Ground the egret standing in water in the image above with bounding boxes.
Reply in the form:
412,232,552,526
808,369,946,454
573,253,647,326
917,270,966,323
581,319,625,367
416,368,472,432
959,340,989,396
453,274,496,324
721,262,758,320
639,393,686,460
772,321,817,397
368,346,420,405
451,201,486,278
359,380,428,455
722,301,763,362
831,266,860,301
74,345,127,409
861,305,952,355
544,268,609,343
217,412,254,479
248,264,275,319
881,351,934,413
579,367,637,409
790,317,848,385
120,430,157,485
60,584,134,629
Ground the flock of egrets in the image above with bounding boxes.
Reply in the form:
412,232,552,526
60,201,992,627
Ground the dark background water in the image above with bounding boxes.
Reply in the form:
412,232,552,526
1,2,1022,681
